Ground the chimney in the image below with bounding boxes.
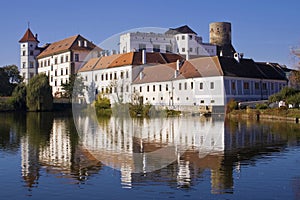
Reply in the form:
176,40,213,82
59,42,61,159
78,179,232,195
139,71,143,80
35,34,38,40
186,50,189,60
142,49,146,64
174,59,180,78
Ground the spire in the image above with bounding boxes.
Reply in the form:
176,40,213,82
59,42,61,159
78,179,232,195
19,28,39,43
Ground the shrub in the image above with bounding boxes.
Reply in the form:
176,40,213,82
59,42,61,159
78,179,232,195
226,99,238,113
256,103,268,110
94,95,112,117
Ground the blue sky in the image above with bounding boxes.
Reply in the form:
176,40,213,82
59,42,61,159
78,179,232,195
0,0,299,68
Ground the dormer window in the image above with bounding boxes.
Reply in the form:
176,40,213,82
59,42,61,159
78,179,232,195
84,40,87,47
78,40,82,47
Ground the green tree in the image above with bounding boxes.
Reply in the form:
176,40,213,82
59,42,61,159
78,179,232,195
26,74,53,111
0,68,13,96
289,70,300,90
61,74,85,102
3,65,23,84
10,83,27,110
269,87,298,103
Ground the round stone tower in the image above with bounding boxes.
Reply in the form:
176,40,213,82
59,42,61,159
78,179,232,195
209,22,235,57
209,22,232,46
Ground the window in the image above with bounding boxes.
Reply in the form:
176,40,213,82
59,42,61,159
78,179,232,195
126,85,129,92
189,35,193,40
114,87,117,93
48,60,50,66
210,82,214,89
140,86,142,93
120,86,123,93
44,60,47,67
51,65,53,71
138,43,146,51
153,44,160,52
243,82,249,90
200,82,203,90
262,83,267,90
110,73,112,80
191,82,194,89
159,84,162,91
22,51,26,56
161,97,163,100
166,45,172,53
211,100,215,103
126,71,129,78
75,54,79,62
147,85,149,92
186,97,189,100
101,74,104,81
153,97,155,100
55,70,57,76
184,82,187,90
29,62,34,68
65,55,69,62
166,84,169,91
22,62,26,68
84,40,87,47
54,80,57,86
105,73,108,80
95,75,98,81
177,97,180,101
271,83,274,90
255,82,260,90
231,82,236,90
182,35,185,40
120,71,124,79
200,100,204,104
114,72,117,80
30,51,33,56
179,83,182,90
189,48,193,53
61,69,63,76
54,58,58,64
177,36,179,40
182,48,185,52
65,68,68,75
153,85,155,92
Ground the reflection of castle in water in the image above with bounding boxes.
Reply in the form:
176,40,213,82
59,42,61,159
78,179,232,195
19,112,291,193
20,114,102,188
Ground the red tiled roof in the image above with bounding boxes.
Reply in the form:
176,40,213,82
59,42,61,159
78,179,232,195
19,28,39,43
37,35,98,59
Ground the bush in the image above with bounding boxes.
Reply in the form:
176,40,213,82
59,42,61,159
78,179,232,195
94,95,112,117
256,103,268,110
226,99,238,113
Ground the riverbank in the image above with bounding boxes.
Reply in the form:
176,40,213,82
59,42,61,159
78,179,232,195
228,108,300,123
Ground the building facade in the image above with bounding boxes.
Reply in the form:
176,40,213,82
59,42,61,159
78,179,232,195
19,28,100,96
119,25,217,58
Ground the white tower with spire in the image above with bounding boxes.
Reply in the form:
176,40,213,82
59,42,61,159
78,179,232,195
19,27,40,83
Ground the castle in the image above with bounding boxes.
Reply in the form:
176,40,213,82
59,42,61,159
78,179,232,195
19,22,288,112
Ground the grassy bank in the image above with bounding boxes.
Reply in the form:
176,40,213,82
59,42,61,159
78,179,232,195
228,108,300,123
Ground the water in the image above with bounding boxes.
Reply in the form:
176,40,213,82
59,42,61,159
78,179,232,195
0,111,300,200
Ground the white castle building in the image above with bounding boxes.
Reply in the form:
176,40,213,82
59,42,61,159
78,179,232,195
19,28,101,96
119,25,217,58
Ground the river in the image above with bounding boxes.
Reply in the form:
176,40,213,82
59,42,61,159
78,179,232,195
0,111,299,199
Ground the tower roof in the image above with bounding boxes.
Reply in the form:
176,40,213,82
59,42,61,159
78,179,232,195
19,28,39,43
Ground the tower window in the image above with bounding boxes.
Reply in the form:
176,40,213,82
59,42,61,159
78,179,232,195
30,51,33,56
22,51,26,56
22,62,26,68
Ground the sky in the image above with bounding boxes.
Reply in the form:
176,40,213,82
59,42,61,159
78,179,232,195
0,0,300,68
